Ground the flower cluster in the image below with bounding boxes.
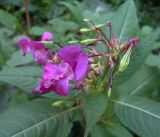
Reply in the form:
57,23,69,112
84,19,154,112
17,32,88,96
17,21,138,97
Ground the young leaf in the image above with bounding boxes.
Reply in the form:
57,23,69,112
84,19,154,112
0,98,72,137
0,67,42,91
114,96,160,137
82,93,108,137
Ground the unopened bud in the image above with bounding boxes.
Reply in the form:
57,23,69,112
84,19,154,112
119,47,132,72
83,18,90,22
107,88,112,98
80,28,92,32
94,24,106,29
68,40,79,44
52,100,64,107
80,39,97,45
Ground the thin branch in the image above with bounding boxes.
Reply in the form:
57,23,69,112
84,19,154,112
24,0,31,28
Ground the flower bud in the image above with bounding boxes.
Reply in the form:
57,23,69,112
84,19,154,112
119,47,132,72
83,18,90,22
107,88,112,98
80,39,97,45
80,28,92,32
52,100,64,107
68,40,79,44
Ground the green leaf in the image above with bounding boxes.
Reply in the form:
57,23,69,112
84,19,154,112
6,50,33,67
114,28,160,85
29,26,47,36
114,96,160,137
90,124,113,137
0,9,18,29
0,67,42,91
60,1,86,25
145,54,160,68
106,123,133,137
0,98,72,137
83,93,108,137
117,65,160,96
112,0,139,43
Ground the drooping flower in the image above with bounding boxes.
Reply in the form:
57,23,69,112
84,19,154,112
33,63,74,96
17,32,53,65
57,45,88,81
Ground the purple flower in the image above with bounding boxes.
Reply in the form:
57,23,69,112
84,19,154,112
33,45,88,96
17,32,53,65
33,63,74,96
57,46,88,81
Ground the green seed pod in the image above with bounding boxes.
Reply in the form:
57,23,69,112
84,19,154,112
119,47,132,72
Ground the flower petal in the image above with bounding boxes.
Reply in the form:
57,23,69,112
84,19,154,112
30,42,52,65
75,52,88,80
57,45,88,81
53,78,70,96
41,32,53,41
57,45,81,70
17,37,31,56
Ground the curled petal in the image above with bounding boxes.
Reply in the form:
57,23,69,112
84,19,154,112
41,32,53,41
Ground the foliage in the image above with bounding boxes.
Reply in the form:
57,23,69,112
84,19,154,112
0,0,159,137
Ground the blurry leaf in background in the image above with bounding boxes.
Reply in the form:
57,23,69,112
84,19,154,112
0,98,72,137
112,0,139,43
145,54,160,68
114,96,160,137
60,1,88,27
48,18,79,34
29,26,48,36
0,9,18,30
6,50,33,67
82,93,108,137
0,66,42,91
141,25,153,37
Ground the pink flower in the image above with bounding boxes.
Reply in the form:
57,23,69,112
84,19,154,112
33,63,74,96
57,46,88,81
33,46,88,96
17,32,53,65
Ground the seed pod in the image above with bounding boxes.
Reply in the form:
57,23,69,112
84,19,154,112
119,47,132,72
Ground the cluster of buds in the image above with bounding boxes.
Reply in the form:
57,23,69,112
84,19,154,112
69,19,139,96
17,19,138,97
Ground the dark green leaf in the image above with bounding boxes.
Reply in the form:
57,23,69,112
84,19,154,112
0,98,72,137
114,96,160,137
0,67,42,91
83,93,108,137
0,9,18,29
6,50,33,67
